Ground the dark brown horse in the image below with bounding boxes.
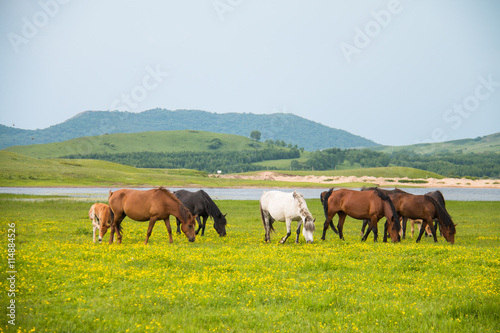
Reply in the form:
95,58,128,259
386,190,456,244
321,188,400,242
108,187,197,244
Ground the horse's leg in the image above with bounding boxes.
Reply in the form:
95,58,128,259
337,212,347,240
383,220,388,243
361,225,372,242
361,219,369,236
194,215,202,235
411,220,415,238
262,213,271,242
200,216,208,236
164,217,173,244
176,218,181,235
295,220,303,244
144,218,157,245
434,219,441,236
402,217,407,239
280,218,292,244
321,216,332,241
110,213,125,244
416,222,427,243
425,219,438,243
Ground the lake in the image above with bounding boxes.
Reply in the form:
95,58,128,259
1,187,499,201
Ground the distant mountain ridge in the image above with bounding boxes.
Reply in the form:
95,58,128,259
0,109,378,151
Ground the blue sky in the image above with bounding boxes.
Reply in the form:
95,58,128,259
1,0,499,146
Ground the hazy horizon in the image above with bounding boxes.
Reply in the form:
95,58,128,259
1,1,499,146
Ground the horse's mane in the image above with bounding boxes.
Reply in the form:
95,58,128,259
293,191,315,232
424,194,455,232
199,190,226,224
157,187,191,222
372,188,400,233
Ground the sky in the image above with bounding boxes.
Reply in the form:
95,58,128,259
1,0,499,146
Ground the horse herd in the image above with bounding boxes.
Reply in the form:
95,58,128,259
87,187,456,245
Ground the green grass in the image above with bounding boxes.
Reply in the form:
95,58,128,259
3,130,272,159
0,196,499,332
0,151,439,188
244,166,444,180
373,132,500,154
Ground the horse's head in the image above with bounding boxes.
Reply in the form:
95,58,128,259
97,207,114,243
214,214,227,237
387,217,401,243
302,217,316,244
180,211,197,242
440,223,456,244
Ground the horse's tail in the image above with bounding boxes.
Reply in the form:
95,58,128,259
107,206,122,232
260,202,274,233
322,188,334,220
424,195,455,232
373,188,400,233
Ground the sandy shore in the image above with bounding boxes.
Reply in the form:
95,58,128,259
214,171,500,188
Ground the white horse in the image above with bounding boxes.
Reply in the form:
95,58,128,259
259,191,316,244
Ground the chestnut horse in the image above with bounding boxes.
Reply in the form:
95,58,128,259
321,188,400,242
108,187,197,244
384,190,456,244
88,203,113,243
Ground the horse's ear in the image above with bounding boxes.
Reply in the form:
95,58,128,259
223,214,227,217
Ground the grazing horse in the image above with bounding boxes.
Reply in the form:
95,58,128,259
388,191,456,244
260,191,316,244
88,203,113,243
174,189,227,236
321,188,400,242
108,187,197,244
362,188,456,243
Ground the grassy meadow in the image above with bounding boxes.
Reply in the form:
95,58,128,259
0,195,499,332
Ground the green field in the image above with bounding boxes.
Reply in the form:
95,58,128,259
0,195,498,332
0,151,444,188
372,132,500,155
3,131,273,159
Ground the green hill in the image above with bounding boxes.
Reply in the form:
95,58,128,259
3,130,270,159
0,109,378,151
372,132,500,154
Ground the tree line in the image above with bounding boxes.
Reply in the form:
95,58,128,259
65,147,300,174
290,149,500,178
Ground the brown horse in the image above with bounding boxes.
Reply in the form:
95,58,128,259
385,190,456,244
108,187,197,244
321,188,400,242
88,203,113,243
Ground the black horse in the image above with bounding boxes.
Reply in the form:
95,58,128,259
174,190,227,236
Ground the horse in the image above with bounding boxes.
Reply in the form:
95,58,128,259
174,189,227,236
108,187,197,244
88,203,113,243
379,189,456,243
260,191,316,244
409,219,433,238
321,188,400,242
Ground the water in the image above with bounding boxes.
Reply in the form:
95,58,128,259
1,187,499,201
